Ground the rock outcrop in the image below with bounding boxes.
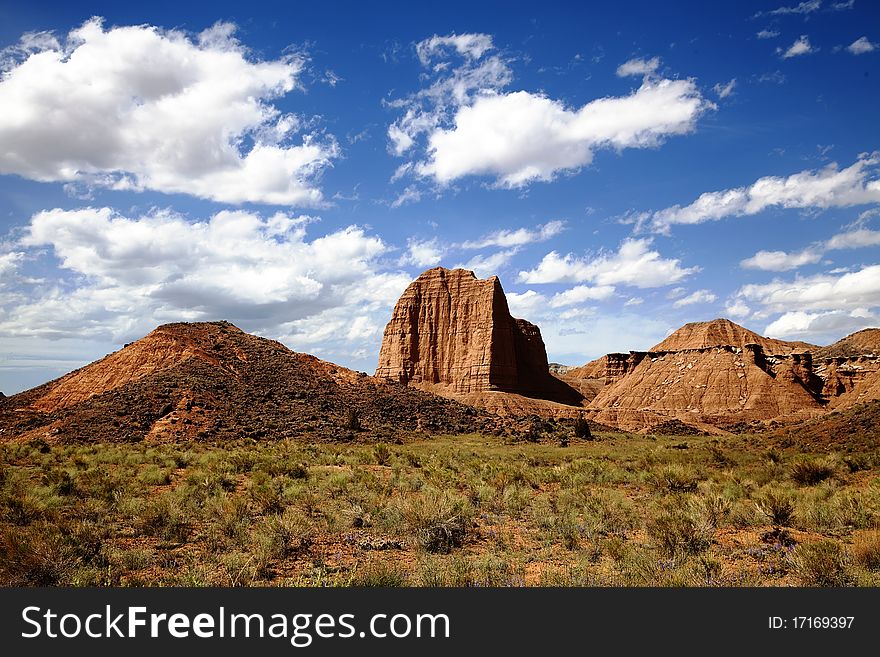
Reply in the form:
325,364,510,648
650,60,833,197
571,319,880,431
587,344,824,431
376,267,582,405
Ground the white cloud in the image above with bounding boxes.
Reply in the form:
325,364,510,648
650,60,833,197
764,1,822,16
506,290,548,319
672,289,717,308
713,78,737,98
725,300,752,318
624,296,644,307
647,154,880,232
825,227,880,249
417,80,711,188
832,1,855,10
391,185,422,208
416,33,494,65
735,264,880,313
549,285,616,307
847,37,877,55
389,35,711,190
518,238,697,288
615,56,660,77
781,35,815,58
4,208,411,365
765,309,876,341
455,249,520,278
740,227,880,271
400,238,444,268
740,248,823,271
757,29,781,39
461,220,565,249
0,19,337,206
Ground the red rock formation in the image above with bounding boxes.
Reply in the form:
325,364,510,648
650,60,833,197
588,344,824,430
375,267,582,405
651,318,814,354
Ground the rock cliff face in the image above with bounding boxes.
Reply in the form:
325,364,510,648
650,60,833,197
375,267,582,404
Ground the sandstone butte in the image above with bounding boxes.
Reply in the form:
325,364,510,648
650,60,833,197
375,267,583,412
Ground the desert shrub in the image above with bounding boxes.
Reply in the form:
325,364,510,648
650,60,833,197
1,488,43,525
647,498,715,557
253,509,313,560
791,459,836,486
248,473,285,515
373,443,392,466
351,560,408,587
851,530,880,571
653,464,700,493
573,418,592,439
790,540,853,587
141,494,191,543
396,488,473,553
755,486,796,526
582,489,640,536
0,523,81,585
797,488,875,532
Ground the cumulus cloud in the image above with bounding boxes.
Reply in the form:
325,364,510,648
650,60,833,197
672,289,718,308
0,19,337,205
765,309,876,341
388,34,711,190
461,220,565,249
734,264,880,314
615,56,660,77
418,80,711,188
725,300,752,318
646,154,880,232
3,208,411,363
847,37,877,55
713,78,737,98
781,35,815,58
548,285,616,307
400,238,445,267
757,29,781,39
455,249,520,278
518,238,698,288
741,248,823,271
741,227,880,271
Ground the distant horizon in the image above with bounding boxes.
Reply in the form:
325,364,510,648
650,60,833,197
2,1,879,394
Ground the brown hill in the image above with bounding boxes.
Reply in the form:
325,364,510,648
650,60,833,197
815,328,880,359
650,318,814,354
769,400,880,452
0,321,488,444
375,267,582,406
587,345,823,431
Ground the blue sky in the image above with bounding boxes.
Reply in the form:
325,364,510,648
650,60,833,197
1,0,879,393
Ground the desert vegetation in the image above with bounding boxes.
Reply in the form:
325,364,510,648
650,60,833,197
1,429,878,587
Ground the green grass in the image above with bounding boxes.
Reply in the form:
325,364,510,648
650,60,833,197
0,431,877,586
